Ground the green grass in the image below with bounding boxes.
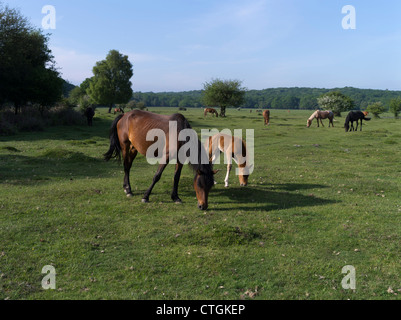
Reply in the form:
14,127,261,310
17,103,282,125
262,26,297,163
1,107,400,300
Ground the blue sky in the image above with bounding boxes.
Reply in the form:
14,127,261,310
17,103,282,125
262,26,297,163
4,0,401,92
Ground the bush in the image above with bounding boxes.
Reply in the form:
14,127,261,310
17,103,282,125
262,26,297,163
389,97,401,119
366,102,385,118
49,105,86,126
0,103,85,135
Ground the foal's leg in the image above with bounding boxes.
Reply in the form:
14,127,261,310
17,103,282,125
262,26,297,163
123,148,138,197
224,164,232,188
171,163,183,203
142,161,169,203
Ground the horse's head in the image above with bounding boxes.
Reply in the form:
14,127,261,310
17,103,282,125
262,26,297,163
194,169,217,210
307,119,312,128
344,122,350,132
239,174,249,187
238,165,252,187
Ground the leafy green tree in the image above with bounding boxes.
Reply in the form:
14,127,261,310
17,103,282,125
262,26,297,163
68,78,94,112
299,95,319,110
87,50,133,113
202,79,246,117
317,91,354,116
0,3,63,114
366,102,386,118
389,97,401,119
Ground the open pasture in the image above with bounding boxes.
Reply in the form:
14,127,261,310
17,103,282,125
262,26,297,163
0,108,400,300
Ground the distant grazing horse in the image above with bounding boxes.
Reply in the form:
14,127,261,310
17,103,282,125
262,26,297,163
307,110,334,128
104,110,216,210
344,111,371,132
84,107,95,126
114,107,124,115
204,108,219,118
206,133,252,188
263,110,270,126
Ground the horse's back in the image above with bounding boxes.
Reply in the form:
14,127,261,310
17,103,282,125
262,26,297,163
209,133,245,156
118,110,189,155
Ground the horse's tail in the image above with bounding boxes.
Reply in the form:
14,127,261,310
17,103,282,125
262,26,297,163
104,114,124,162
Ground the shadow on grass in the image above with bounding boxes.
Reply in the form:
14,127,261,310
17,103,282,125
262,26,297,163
209,183,336,212
0,117,113,143
0,151,106,185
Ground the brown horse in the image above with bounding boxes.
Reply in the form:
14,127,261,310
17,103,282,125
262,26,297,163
104,110,216,210
263,110,270,126
307,110,334,128
114,107,124,115
206,133,252,188
204,108,219,118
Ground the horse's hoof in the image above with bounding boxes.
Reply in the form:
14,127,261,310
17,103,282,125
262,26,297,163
174,199,182,204
126,193,133,198
141,198,149,203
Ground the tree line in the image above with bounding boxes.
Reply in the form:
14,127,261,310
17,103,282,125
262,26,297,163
130,87,401,112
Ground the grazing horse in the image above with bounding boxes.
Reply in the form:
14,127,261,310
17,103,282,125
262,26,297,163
344,111,371,132
307,110,334,128
206,133,252,188
114,107,124,115
104,110,216,210
263,110,270,126
84,107,95,126
204,108,219,118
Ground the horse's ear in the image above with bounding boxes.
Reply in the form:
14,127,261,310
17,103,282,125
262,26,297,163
213,169,221,175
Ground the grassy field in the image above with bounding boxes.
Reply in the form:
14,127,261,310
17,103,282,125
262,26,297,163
0,107,400,300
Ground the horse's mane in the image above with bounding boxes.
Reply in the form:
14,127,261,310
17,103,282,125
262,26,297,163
308,110,319,120
171,113,214,186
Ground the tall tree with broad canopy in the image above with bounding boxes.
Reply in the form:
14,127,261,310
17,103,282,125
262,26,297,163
87,50,133,113
389,97,401,119
202,79,246,117
0,3,63,114
317,91,355,117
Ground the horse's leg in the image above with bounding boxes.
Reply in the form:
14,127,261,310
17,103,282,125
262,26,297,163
171,163,183,203
123,148,138,197
360,119,363,131
320,118,324,127
224,164,232,188
142,162,169,203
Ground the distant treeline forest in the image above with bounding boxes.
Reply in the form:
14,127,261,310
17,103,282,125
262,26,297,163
127,87,401,110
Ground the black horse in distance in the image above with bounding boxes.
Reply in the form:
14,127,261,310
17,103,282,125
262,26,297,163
344,111,371,132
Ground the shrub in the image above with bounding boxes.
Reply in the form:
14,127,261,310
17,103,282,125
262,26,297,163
366,102,386,118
